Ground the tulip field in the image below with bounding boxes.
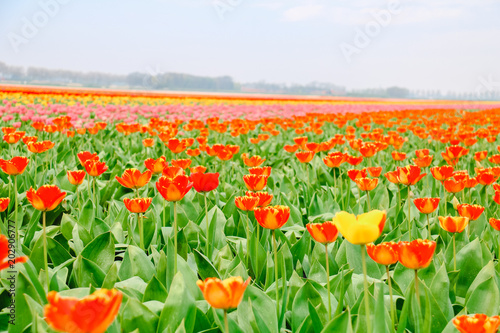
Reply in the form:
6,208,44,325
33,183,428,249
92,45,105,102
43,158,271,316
3,85,500,333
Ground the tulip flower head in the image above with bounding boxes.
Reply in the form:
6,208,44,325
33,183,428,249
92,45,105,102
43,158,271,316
396,165,426,186
44,289,123,333
123,197,152,213
26,185,66,211
235,196,259,211
413,197,440,214
197,276,251,310
366,242,399,266
452,314,500,333
0,156,29,176
333,210,386,245
438,216,469,233
245,191,273,207
156,175,193,202
190,172,219,193
84,160,108,177
457,204,484,221
254,205,290,230
67,170,86,186
115,168,152,189
243,174,268,191
144,156,168,174
306,221,339,244
397,239,436,270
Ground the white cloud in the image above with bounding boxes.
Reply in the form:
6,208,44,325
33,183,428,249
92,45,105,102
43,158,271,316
282,4,323,22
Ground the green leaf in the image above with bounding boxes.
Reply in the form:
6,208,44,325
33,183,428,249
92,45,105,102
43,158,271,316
121,298,159,333
157,272,196,333
81,231,115,273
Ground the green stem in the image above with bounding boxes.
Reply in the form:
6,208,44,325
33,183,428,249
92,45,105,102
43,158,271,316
415,270,421,308
87,175,91,202
333,168,337,203
138,213,144,251
387,265,396,327
162,198,166,228
224,309,229,333
366,190,371,210
427,214,431,239
93,177,97,212
361,245,372,333
325,243,331,321
408,186,411,240
397,184,401,208
205,193,209,258
174,201,178,274
273,230,280,318
453,233,456,271
43,211,49,291
76,186,80,212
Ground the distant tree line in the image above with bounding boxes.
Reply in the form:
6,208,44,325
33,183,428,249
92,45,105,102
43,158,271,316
0,61,498,100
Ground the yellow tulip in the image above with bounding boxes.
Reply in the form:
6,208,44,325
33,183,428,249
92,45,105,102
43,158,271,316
333,210,386,245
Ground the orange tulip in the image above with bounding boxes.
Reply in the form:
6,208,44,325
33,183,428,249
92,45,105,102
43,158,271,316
171,158,192,170
156,175,193,202
359,143,377,158
397,239,436,270
44,289,123,333
235,196,259,211
306,221,338,244
26,185,66,211
254,205,290,230
197,276,250,310
293,136,308,147
123,197,152,213
464,177,478,188
162,166,185,179
190,172,219,193
489,218,500,231
415,149,429,158
1,233,27,270
457,204,484,221
186,148,201,157
367,166,382,177
3,132,23,144
452,314,500,333
144,156,168,174
366,242,399,266
27,140,55,154
413,155,433,168
396,165,426,186
246,191,273,207
142,138,154,147
391,151,406,161
115,168,152,189
355,177,378,191
443,178,465,193
438,216,469,233
166,138,187,154
474,151,488,162
347,168,367,181
190,165,207,174
430,165,454,181
489,154,500,164
77,151,99,165
0,198,10,212
323,152,347,168
67,170,86,186
0,156,29,175
476,171,496,186
242,154,265,167
284,144,299,153
295,151,315,163
83,160,108,177
413,198,440,214
248,166,272,177
384,170,400,184
243,174,268,191
346,155,363,166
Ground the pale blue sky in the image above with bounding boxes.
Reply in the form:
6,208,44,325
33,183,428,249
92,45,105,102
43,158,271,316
0,0,499,92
